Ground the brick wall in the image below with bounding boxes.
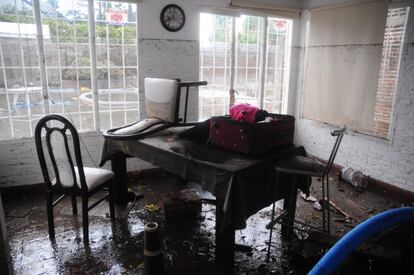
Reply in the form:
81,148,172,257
373,7,409,138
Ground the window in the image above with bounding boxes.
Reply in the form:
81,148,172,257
199,13,232,119
264,18,291,113
234,15,263,107
0,0,42,139
41,0,94,132
0,0,139,141
302,1,409,139
199,13,292,121
95,1,139,131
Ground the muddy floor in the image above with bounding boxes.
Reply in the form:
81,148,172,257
3,169,414,274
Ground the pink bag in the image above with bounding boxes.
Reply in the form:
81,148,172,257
229,103,260,124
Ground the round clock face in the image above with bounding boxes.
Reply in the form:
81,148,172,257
160,4,185,32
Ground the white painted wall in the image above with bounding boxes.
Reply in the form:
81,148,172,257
294,0,414,192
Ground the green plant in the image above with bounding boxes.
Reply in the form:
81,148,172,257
0,5,137,44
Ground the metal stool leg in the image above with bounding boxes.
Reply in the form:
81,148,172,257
321,177,326,233
266,200,277,262
326,176,331,235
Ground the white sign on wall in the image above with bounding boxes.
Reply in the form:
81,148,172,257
105,9,128,25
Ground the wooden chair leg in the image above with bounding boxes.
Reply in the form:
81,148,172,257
281,175,298,242
46,191,55,241
82,197,89,244
108,181,115,221
71,195,77,215
266,170,280,262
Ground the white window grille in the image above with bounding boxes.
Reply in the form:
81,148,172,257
199,13,292,121
0,0,42,139
95,0,139,131
0,0,139,141
199,13,232,120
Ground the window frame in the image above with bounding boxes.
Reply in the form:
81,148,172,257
299,4,410,141
198,12,293,120
0,0,140,141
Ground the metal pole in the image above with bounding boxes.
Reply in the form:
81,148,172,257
88,0,100,131
229,17,236,108
259,17,268,109
33,0,50,115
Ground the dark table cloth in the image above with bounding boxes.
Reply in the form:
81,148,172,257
99,126,310,231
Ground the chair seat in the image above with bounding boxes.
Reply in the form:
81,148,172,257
276,155,326,177
53,167,114,191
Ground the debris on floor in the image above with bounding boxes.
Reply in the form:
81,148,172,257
300,192,317,202
164,188,202,219
2,170,414,274
339,167,369,192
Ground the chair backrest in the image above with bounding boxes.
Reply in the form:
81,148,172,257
324,127,346,176
34,114,87,192
144,77,179,123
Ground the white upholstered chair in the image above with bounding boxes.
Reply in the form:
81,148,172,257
35,114,115,243
106,78,207,138
112,78,179,136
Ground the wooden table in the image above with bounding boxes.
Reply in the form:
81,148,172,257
100,127,310,271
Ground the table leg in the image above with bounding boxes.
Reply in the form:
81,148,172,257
281,175,298,242
215,198,235,273
111,152,129,205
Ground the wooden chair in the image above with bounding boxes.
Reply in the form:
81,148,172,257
35,114,115,243
266,127,346,260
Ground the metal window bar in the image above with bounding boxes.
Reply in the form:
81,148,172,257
135,6,140,122
212,16,216,115
222,17,229,115
73,10,83,131
0,46,15,139
258,17,267,109
281,20,291,114
244,17,248,101
229,16,236,108
33,0,50,116
275,22,282,112
122,22,126,125
255,18,261,105
88,0,100,131
199,29,204,119
16,0,33,136
55,14,66,116
105,7,112,129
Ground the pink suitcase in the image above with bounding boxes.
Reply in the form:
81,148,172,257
208,114,295,155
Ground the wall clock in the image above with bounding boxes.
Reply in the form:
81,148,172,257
160,4,185,32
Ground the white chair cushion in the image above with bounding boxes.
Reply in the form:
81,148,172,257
53,167,114,191
144,77,178,122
